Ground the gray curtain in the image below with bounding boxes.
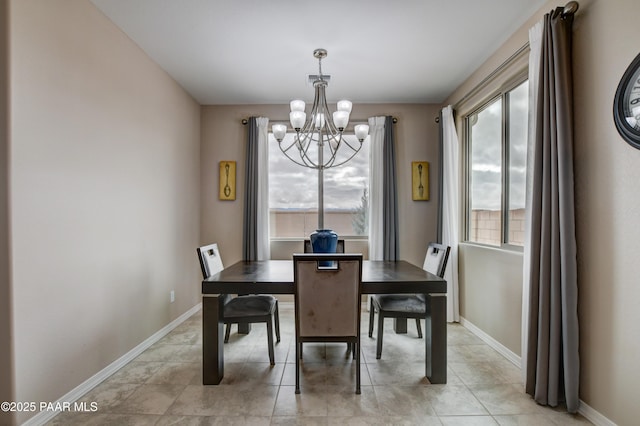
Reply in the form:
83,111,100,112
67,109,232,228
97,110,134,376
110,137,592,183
382,116,398,261
525,8,579,413
243,117,258,261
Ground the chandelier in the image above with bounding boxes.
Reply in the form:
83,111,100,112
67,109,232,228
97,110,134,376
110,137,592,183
271,48,369,229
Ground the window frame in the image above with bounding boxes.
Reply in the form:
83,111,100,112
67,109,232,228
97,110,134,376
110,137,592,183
267,127,370,240
462,72,528,251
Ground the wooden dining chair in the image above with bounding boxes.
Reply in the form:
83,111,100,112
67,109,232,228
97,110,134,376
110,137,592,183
293,253,363,394
197,243,280,365
368,242,450,359
302,238,353,355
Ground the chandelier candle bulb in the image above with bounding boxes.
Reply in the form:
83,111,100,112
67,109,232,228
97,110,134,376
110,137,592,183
290,100,305,112
272,124,287,141
333,110,349,130
337,100,353,113
290,111,306,130
355,124,370,142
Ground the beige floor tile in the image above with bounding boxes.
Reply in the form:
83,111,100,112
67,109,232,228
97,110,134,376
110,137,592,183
146,362,200,385
45,306,592,425
271,416,329,425
76,382,140,412
324,385,378,417
440,415,499,425
425,384,489,416
328,415,442,425
373,385,437,417
273,384,329,416
47,412,160,425
366,360,431,386
467,383,549,415
111,384,186,415
135,343,185,362
106,361,165,384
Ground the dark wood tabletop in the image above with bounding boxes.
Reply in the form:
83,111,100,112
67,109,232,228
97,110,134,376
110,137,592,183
202,260,447,295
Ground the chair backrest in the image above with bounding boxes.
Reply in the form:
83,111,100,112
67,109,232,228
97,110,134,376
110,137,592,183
196,243,224,279
303,239,345,254
422,242,451,278
293,253,362,338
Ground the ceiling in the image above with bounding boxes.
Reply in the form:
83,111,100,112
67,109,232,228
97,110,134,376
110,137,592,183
90,0,548,105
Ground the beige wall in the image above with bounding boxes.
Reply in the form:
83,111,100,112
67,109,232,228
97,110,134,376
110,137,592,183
0,1,14,425
572,1,640,423
8,1,201,423
447,0,640,423
200,104,441,267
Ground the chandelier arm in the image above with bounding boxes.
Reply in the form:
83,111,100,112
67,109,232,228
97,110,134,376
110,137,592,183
278,146,318,169
297,132,320,166
279,137,320,169
326,150,362,168
322,145,340,169
340,138,363,153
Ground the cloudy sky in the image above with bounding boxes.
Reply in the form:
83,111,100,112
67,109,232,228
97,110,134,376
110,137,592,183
268,133,369,211
470,80,528,211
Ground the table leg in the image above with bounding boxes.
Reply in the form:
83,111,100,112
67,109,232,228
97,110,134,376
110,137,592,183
393,318,408,334
425,294,447,384
202,294,225,384
237,323,251,335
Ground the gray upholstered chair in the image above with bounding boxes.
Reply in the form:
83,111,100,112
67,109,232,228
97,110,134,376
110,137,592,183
293,253,363,394
368,242,450,359
197,243,280,365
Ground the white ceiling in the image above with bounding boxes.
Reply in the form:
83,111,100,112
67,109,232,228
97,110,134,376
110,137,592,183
90,0,548,105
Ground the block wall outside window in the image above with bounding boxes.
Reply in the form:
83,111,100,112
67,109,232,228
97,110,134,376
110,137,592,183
469,208,525,246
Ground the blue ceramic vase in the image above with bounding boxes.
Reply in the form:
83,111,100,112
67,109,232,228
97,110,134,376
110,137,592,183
310,229,338,266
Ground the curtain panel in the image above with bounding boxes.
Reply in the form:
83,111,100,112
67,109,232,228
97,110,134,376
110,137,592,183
243,117,270,261
382,116,399,261
440,106,460,323
368,117,386,261
523,8,579,413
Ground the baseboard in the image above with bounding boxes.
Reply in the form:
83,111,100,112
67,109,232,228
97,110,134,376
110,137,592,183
575,399,617,426
459,316,521,367
22,303,202,426
459,316,617,426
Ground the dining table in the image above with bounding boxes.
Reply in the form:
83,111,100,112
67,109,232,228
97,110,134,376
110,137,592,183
201,259,447,385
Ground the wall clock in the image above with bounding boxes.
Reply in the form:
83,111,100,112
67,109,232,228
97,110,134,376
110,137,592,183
613,52,640,149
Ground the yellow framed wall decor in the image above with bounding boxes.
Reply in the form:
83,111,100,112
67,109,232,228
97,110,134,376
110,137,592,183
219,161,236,201
411,161,429,201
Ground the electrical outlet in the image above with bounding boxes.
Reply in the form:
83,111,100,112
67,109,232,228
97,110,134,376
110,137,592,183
170,290,175,303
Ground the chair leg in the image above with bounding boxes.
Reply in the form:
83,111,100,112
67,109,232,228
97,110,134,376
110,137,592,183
274,301,281,343
368,298,375,338
355,340,361,394
224,323,231,343
376,311,384,359
266,318,275,366
295,339,301,394
416,318,423,338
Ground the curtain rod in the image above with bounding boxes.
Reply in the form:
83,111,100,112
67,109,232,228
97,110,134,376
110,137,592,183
241,117,398,125
454,1,578,109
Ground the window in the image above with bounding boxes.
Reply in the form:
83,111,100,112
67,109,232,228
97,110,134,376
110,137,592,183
465,79,528,247
268,131,369,238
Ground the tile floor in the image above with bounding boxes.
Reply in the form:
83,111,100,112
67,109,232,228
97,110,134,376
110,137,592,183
47,304,591,425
